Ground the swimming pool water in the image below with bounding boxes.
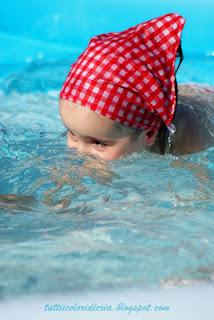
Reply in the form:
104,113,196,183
0,54,214,298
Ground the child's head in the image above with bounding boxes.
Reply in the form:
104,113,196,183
59,13,185,160
59,99,158,160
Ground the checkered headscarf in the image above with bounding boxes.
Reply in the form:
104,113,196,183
60,13,185,134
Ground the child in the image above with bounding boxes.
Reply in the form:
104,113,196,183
59,13,214,161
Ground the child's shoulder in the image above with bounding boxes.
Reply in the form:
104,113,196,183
171,84,214,155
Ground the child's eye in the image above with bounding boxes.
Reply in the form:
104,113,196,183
67,130,78,141
68,130,75,136
91,139,107,147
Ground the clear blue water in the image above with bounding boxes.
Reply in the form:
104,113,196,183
0,53,214,299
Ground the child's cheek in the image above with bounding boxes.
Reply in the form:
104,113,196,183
100,146,128,161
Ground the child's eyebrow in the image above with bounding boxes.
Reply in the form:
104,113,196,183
85,136,114,144
86,135,114,143
68,129,114,143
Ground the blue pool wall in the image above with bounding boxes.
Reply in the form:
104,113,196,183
1,0,214,64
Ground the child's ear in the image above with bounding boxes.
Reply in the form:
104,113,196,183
144,129,158,146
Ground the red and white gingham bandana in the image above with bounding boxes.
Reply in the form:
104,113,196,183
60,13,185,134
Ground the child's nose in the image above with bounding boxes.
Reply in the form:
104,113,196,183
76,142,90,155
67,137,91,155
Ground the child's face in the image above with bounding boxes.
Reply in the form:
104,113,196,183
59,99,154,160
